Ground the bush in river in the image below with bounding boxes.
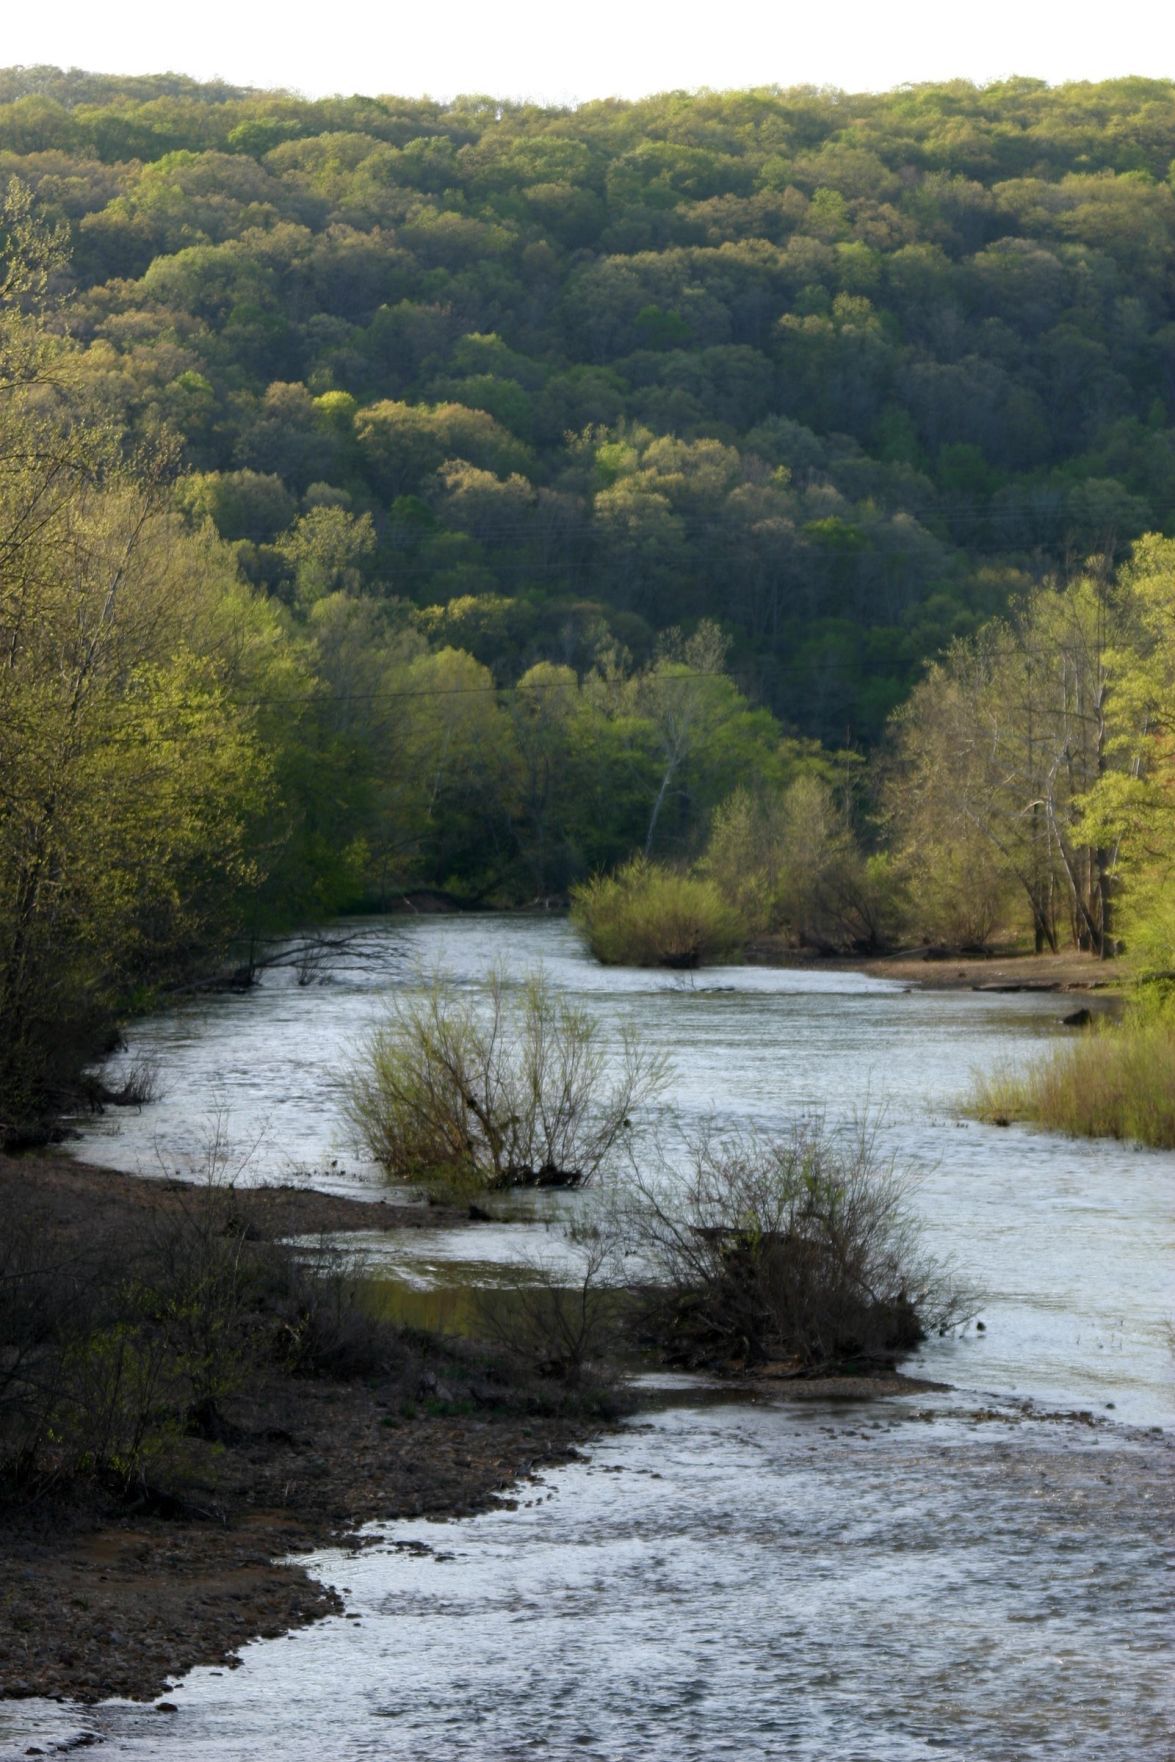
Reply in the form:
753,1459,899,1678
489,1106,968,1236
970,1007,1175,1148
618,1122,974,1372
571,856,746,967
344,967,669,1197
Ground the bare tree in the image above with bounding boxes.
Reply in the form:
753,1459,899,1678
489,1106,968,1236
617,1121,975,1372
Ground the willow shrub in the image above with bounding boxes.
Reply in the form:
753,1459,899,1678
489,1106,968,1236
344,968,669,1198
572,857,746,968
970,1012,1175,1148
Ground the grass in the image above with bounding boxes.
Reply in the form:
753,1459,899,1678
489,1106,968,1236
969,1015,1175,1148
571,856,746,967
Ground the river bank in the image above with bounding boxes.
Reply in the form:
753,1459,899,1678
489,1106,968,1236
405,901,1126,994
748,937,1127,994
1,1151,944,1708
0,1151,611,1705
5,916,1169,1753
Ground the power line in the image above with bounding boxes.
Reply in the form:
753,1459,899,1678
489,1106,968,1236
80,639,1028,724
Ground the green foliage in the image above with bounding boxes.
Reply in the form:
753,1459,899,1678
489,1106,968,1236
701,774,905,952
1076,535,1175,978
0,187,339,1135
276,506,377,607
883,576,1121,954
6,74,1175,744
14,79,1175,1113
699,786,779,934
572,856,746,967
344,967,668,1195
176,469,297,543
0,464,277,1133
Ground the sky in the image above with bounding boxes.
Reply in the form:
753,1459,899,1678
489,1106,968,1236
9,0,1175,104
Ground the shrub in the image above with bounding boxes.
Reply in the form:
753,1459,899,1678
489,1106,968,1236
970,1011,1175,1148
619,1122,973,1371
344,967,669,1196
137,1174,260,1442
0,1207,91,1476
572,856,745,967
270,1246,402,1380
0,1163,259,1486
475,1229,626,1387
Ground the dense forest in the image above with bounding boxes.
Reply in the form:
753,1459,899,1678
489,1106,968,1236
5,70,1175,733
4,68,1175,1134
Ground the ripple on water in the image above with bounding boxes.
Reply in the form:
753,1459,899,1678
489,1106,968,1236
18,915,1170,1759
12,1396,1168,1762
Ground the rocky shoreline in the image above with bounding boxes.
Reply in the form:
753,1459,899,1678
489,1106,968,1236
0,1152,604,1706
0,1373,597,1706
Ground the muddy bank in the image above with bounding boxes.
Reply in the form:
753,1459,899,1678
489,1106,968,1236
0,1155,948,1708
0,1151,464,1250
748,939,1126,995
0,1368,597,1706
0,1152,606,1705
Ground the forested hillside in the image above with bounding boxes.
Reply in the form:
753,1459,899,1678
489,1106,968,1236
4,69,1175,743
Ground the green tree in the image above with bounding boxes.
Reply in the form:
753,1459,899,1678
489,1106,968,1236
884,577,1120,954
176,468,297,543
1078,536,1175,977
627,622,783,858
276,505,377,608
392,647,518,895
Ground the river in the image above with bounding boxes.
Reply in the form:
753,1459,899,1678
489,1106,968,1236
3,915,1170,1760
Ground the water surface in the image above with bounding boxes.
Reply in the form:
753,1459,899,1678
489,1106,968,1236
4,1397,1170,1762
4,923,1169,1762
8,916,1169,1760
74,914,1174,1427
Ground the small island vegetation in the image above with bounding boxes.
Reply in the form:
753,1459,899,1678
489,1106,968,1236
344,968,669,1194
620,1122,974,1372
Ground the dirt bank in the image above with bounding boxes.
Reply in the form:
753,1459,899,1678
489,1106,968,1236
0,1150,465,1251
748,939,1127,996
0,1370,597,1706
0,1152,603,1705
0,1153,946,1707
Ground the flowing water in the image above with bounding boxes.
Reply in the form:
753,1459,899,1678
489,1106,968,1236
71,914,1173,1425
5,916,1171,1760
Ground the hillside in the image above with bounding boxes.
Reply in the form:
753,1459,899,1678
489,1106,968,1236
4,70,1174,741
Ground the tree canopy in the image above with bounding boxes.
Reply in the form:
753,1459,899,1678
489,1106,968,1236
3,71,1175,741
7,72,1175,1129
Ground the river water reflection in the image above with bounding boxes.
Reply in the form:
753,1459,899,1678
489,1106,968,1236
11,915,1166,1762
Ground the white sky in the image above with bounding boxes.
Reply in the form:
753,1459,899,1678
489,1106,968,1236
12,0,1175,106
